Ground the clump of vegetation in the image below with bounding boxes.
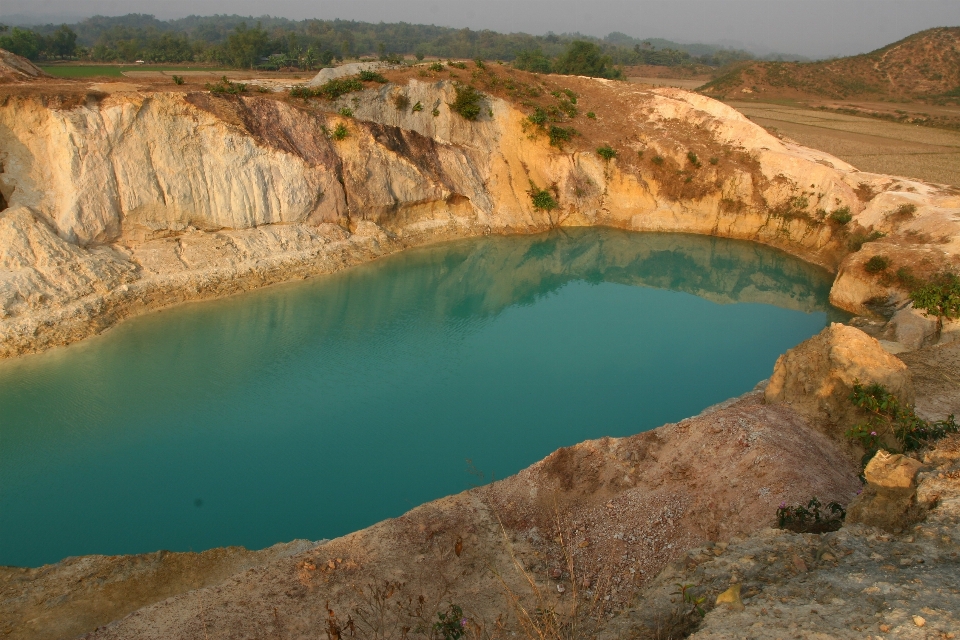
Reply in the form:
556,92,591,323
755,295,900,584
848,230,885,251
686,151,700,167
910,271,960,337
586,111,596,119
449,84,484,120
777,497,846,534
447,60,467,69
552,40,623,79
392,92,411,111
331,122,349,141
709,156,719,165
864,255,890,273
846,382,958,470
474,58,485,69
412,101,423,112
429,61,444,72
828,206,853,225
357,69,388,83
527,107,548,126
433,604,466,640
888,203,917,220
547,125,578,148
432,107,440,117
206,76,247,94
651,155,665,166
596,145,617,160
528,181,559,211
172,74,185,85
338,106,353,117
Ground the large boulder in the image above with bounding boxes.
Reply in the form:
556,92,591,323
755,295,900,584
765,323,913,443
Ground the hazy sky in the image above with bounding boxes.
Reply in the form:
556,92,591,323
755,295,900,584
3,0,959,58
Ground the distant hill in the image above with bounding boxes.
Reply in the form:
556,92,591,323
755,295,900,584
700,27,960,101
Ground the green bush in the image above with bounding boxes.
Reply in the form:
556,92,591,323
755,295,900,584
547,125,577,148
172,75,185,85
447,60,467,69
449,84,483,120
474,58,485,69
432,107,440,117
586,111,596,119
529,182,559,211
864,255,890,273
552,40,623,79
338,107,353,117
291,76,365,100
412,101,423,112
358,70,387,83
910,271,960,336
652,155,665,166
429,62,444,72
207,76,247,94
527,107,548,126
596,145,617,160
709,156,719,165
828,206,853,225
777,497,845,534
848,230,885,251
687,151,700,166
331,123,349,140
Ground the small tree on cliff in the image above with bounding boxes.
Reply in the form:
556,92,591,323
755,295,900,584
910,271,960,338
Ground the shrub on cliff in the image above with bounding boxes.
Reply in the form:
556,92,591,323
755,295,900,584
596,145,617,160
207,76,247,94
449,84,483,120
528,182,559,211
910,271,960,337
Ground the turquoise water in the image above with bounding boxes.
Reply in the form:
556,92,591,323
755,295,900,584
0,229,842,568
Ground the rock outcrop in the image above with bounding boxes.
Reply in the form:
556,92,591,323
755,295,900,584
764,323,914,444
846,450,926,530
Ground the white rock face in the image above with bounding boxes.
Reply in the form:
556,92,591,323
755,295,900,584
0,79,957,357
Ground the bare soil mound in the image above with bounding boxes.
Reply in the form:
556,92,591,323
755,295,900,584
0,48,49,83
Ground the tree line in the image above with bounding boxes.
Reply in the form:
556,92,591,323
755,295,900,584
0,13,788,72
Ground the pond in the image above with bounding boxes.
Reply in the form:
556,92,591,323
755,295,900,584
0,228,844,567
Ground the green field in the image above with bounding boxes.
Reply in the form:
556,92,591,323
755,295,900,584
39,65,222,78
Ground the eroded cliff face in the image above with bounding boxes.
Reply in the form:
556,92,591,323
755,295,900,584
0,77,958,357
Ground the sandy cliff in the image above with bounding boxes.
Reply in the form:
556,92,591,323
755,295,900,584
2,71,958,358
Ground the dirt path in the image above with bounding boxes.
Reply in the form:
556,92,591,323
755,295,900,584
726,101,960,187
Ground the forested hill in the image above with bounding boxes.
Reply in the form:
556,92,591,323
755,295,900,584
0,13,799,69
700,27,960,101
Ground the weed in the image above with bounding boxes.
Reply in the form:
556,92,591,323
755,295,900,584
412,101,424,112
846,382,958,469
528,107,548,126
671,583,707,618
686,151,700,167
172,74,184,85
392,92,411,111
432,107,440,117
449,84,484,120
474,58,485,69
429,62,444,72
828,206,853,225
854,182,876,202
709,156,719,165
447,60,467,69
848,230,885,251
888,203,917,220
357,70,387,83
864,255,890,273
291,76,364,100
206,76,246,94
586,111,596,119
433,604,467,640
548,126,578,148
529,181,559,211
596,145,616,161
652,155,665,166
776,497,846,534
338,107,353,117
331,123,349,140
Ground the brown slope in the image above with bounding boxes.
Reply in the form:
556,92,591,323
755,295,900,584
0,48,50,83
700,27,960,101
